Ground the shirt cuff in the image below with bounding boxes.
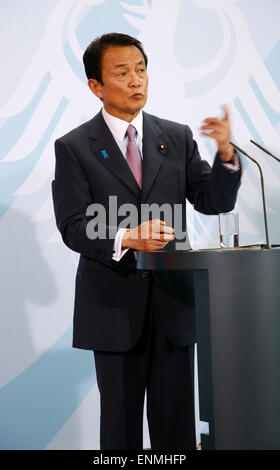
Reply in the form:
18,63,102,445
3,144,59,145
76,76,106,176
112,228,129,261
222,151,240,172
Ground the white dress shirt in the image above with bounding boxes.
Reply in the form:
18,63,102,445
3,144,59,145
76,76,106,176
102,107,143,261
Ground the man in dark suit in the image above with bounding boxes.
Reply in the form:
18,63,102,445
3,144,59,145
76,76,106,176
52,33,241,450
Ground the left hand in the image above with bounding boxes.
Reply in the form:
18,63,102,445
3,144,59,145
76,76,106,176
200,105,234,162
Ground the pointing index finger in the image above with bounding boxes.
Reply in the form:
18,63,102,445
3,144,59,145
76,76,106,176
221,104,229,121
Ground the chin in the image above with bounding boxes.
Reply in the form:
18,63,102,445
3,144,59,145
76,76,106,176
127,105,143,115
133,99,147,111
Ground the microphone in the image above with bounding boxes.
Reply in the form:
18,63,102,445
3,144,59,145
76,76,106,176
229,141,270,249
250,139,280,164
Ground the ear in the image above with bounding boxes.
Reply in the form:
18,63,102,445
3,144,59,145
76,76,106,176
88,79,104,100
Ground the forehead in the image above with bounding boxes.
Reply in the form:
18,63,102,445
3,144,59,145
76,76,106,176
101,45,145,70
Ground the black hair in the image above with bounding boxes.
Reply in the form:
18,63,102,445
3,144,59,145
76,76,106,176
83,32,148,84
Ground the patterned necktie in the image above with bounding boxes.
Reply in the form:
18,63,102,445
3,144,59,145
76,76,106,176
126,124,142,189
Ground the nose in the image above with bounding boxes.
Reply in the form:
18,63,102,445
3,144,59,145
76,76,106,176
129,71,142,88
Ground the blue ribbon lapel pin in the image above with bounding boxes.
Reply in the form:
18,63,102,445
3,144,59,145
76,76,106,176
101,150,109,159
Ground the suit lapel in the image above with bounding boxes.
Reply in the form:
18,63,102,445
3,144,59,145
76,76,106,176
141,112,166,202
88,110,140,198
88,110,167,201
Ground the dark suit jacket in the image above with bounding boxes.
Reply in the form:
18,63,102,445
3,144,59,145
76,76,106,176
52,110,241,351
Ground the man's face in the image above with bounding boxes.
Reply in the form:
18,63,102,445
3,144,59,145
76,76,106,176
89,45,148,122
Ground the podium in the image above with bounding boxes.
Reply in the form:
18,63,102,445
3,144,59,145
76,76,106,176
137,248,280,450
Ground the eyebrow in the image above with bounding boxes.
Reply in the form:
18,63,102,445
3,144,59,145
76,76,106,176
114,59,145,70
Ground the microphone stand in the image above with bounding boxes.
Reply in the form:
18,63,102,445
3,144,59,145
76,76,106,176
230,141,270,249
250,139,280,164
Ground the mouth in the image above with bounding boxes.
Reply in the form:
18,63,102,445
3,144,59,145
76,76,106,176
131,93,144,99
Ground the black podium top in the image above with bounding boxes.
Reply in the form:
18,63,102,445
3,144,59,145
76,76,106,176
136,247,280,271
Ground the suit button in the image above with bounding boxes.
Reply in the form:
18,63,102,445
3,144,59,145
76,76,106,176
141,271,148,279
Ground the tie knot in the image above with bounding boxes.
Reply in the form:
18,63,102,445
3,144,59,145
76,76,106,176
126,124,136,142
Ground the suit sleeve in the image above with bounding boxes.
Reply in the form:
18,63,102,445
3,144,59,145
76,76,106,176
185,126,241,215
52,138,117,267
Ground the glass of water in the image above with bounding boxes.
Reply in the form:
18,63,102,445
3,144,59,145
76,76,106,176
219,212,239,248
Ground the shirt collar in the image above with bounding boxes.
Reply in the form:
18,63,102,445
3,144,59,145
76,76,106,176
102,107,143,142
